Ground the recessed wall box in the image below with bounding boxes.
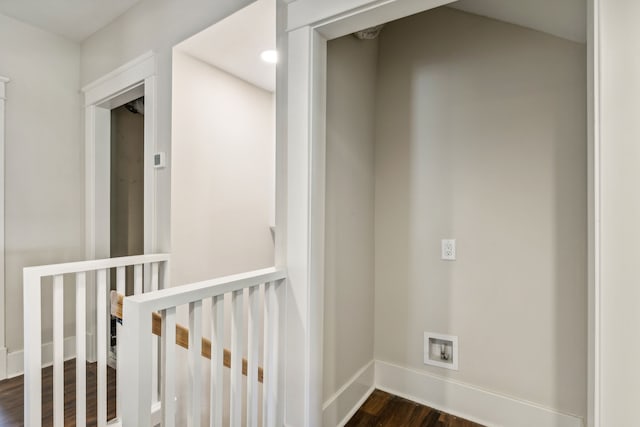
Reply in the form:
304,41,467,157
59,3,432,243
424,332,458,370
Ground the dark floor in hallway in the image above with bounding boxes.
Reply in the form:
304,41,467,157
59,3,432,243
0,359,116,426
346,389,485,427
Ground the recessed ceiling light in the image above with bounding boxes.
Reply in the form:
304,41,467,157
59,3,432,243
261,50,278,64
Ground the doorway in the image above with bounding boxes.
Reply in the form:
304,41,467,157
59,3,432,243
283,0,595,425
110,98,145,281
82,51,158,362
108,97,145,360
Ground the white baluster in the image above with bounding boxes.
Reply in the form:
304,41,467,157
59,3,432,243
97,268,107,426
247,286,259,427
210,295,224,427
161,307,176,427
150,262,160,404
116,266,125,296
263,282,279,427
120,296,153,427
134,264,143,295
230,290,244,426
151,262,159,291
53,274,64,427
23,271,42,427
273,281,282,426
188,300,202,426
161,261,169,290
116,266,125,418
262,283,272,427
76,272,87,426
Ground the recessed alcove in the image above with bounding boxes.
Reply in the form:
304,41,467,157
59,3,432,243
323,4,588,425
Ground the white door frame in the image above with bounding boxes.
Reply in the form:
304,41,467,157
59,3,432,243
587,1,600,426
82,51,158,360
0,76,9,379
284,1,599,426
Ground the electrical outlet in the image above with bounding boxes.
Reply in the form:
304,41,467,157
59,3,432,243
441,239,456,260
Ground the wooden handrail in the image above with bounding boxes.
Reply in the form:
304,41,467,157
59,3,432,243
110,291,263,383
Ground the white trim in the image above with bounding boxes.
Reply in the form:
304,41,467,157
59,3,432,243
124,267,285,312
275,1,288,424
309,26,327,427
84,105,112,263
288,0,383,29
587,1,600,426
82,51,156,107
7,335,79,378
375,360,584,427
23,253,169,277
322,361,374,427
288,0,454,35
143,75,158,254
286,25,314,427
0,76,7,380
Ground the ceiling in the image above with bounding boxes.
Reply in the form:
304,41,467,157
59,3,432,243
0,0,584,71
0,0,141,42
176,0,276,92
449,0,586,43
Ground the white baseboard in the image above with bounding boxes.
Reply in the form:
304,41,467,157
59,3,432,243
0,347,7,380
322,360,375,427
7,336,77,378
375,360,584,427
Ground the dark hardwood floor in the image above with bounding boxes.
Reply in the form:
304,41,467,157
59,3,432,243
346,389,484,427
0,359,116,426
0,364,481,426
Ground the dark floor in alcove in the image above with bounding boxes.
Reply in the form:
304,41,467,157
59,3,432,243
346,389,484,427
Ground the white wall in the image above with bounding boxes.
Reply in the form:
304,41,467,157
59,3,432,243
598,0,640,424
81,0,256,255
170,50,274,285
374,7,587,418
0,14,83,356
170,50,275,424
323,34,377,420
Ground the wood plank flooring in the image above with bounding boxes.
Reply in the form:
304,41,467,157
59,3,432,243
346,389,484,427
0,359,116,426
0,364,482,426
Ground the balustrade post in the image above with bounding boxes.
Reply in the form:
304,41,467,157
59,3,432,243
120,299,153,427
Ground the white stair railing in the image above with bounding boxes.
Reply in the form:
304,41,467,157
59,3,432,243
119,267,286,427
23,254,170,427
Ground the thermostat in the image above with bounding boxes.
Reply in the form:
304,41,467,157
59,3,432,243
154,152,166,169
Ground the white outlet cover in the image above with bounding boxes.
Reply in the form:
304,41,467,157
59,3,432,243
441,239,456,260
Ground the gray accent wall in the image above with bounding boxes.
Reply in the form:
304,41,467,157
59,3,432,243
374,8,587,417
324,6,587,418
